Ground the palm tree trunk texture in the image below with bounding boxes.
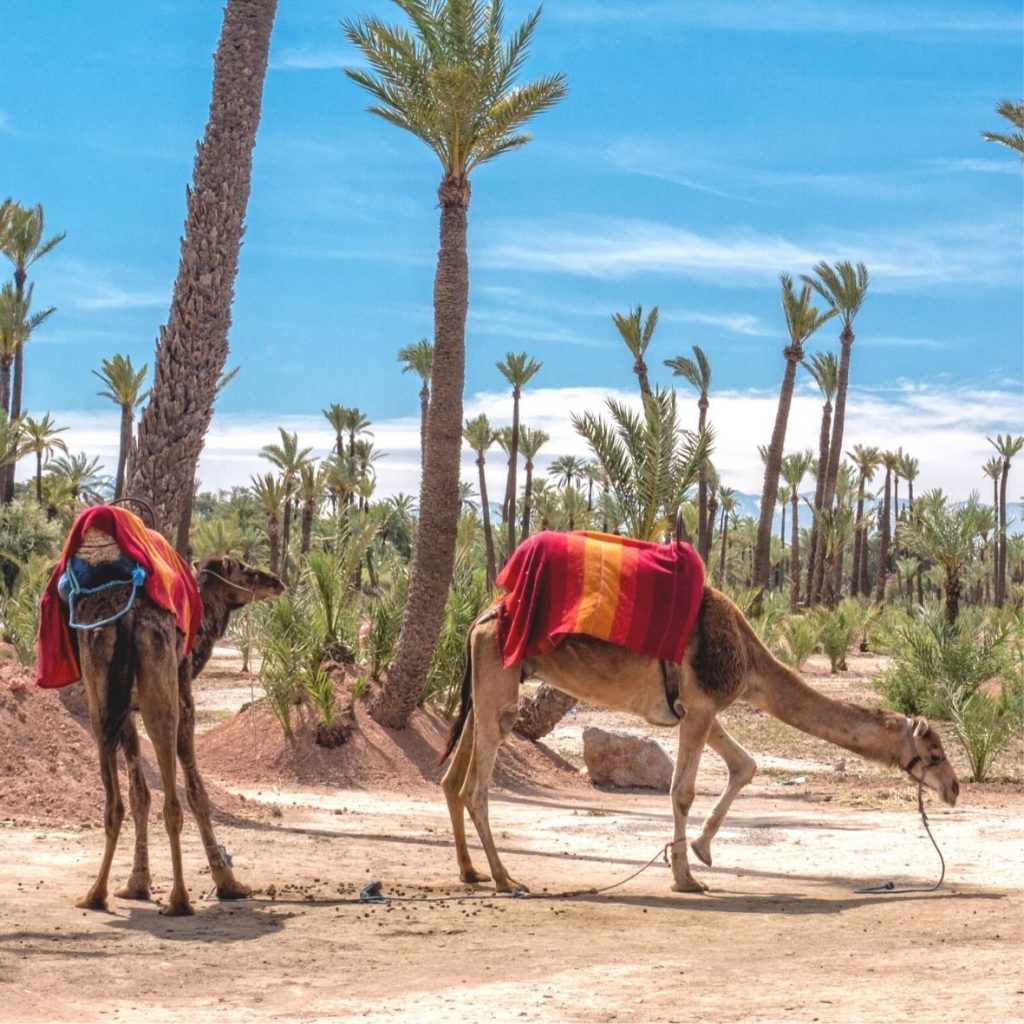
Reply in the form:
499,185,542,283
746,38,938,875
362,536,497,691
717,507,729,585
266,514,280,576
369,181,469,729
477,454,497,591
514,684,577,740
754,355,799,590
850,481,866,595
520,462,535,542
502,392,521,559
875,468,892,603
696,396,710,563
807,398,832,604
789,494,801,612
127,0,277,540
997,461,1010,606
114,404,132,499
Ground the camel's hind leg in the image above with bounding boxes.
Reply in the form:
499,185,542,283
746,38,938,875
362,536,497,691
458,624,526,894
134,620,192,916
175,665,250,899
114,717,153,900
669,701,717,893
691,718,757,868
441,708,491,885
76,743,124,911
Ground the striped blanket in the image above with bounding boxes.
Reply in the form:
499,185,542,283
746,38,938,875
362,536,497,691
496,530,705,668
35,505,202,689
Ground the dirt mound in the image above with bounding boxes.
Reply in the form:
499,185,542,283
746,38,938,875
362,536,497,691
196,684,582,794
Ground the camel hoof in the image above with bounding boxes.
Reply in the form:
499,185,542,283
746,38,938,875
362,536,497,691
114,885,152,901
159,901,195,917
496,878,530,895
461,868,491,885
671,877,709,894
75,894,109,912
690,838,713,867
215,881,252,901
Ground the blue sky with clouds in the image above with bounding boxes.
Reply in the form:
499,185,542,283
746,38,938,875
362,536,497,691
3,1,1022,500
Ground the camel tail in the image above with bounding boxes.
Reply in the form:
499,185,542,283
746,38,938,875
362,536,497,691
102,615,137,753
438,632,474,766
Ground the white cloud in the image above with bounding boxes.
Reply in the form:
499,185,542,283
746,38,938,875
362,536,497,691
38,380,1021,506
0,111,14,134
270,48,359,72
56,259,167,312
661,309,776,338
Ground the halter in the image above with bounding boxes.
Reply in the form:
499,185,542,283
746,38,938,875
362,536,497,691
197,567,257,596
901,717,948,781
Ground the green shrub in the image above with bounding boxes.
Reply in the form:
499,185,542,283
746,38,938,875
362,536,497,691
0,554,51,664
256,594,319,738
303,665,335,727
366,568,408,679
776,615,818,671
949,691,1014,782
0,500,62,590
812,604,855,673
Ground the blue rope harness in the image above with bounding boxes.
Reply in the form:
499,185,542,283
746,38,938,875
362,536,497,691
58,557,148,631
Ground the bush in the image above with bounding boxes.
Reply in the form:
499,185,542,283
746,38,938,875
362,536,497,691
0,500,62,590
776,615,818,671
0,555,52,664
812,604,856,673
949,692,1014,783
256,594,319,738
366,567,408,680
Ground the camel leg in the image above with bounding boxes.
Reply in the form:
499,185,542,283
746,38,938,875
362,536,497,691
114,717,153,900
460,627,526,894
441,708,492,884
135,629,192,917
175,667,250,899
669,703,716,893
691,718,757,867
76,743,124,911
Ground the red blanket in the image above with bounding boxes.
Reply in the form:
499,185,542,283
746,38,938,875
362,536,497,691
35,505,202,689
496,530,705,668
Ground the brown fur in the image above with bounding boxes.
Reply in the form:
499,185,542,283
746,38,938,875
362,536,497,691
72,555,283,915
441,586,960,895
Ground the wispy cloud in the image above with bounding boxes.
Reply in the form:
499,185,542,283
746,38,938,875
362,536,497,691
270,47,360,72
0,111,14,135
467,307,607,348
661,310,777,338
929,157,1023,176
552,2,1017,35
481,215,1020,290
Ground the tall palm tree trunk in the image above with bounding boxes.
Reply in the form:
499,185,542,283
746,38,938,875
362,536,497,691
997,462,1010,606
789,493,801,612
114,404,133,500
370,180,468,728
807,399,832,604
875,467,892,603
127,0,278,541
476,454,497,591
696,397,710,562
754,355,798,590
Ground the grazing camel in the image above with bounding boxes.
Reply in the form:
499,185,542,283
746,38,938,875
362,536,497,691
70,551,283,915
441,585,960,894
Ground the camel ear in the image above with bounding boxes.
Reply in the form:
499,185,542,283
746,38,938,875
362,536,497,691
913,717,931,738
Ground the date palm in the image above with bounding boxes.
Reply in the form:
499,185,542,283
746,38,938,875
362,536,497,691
250,472,286,576
780,450,813,611
613,305,659,398
21,412,68,505
323,403,348,460
981,99,1024,157
463,414,497,589
260,428,313,582
297,461,329,555
518,425,549,542
398,338,434,461
803,350,838,604
753,275,835,590
874,450,901,604
848,444,882,597
665,344,712,561
93,353,149,500
128,0,278,541
47,452,108,506
547,453,587,491
345,0,565,728
802,261,869,529
496,351,542,558
988,433,1024,605
982,454,1002,600
716,485,738,586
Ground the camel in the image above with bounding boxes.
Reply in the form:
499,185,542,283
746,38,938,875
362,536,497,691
441,585,960,894
71,553,283,916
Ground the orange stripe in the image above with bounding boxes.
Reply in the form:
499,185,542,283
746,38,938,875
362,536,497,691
574,533,622,639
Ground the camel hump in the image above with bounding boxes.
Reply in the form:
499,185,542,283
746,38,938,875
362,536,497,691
75,526,124,566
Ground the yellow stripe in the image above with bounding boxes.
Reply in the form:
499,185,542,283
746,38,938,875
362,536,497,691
574,535,621,640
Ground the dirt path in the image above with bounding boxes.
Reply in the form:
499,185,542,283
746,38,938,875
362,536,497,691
2,779,1022,1023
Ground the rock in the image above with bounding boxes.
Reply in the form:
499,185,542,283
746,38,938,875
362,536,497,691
582,727,674,791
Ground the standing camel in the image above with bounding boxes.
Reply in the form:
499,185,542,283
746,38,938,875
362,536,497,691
442,580,959,896
38,514,282,916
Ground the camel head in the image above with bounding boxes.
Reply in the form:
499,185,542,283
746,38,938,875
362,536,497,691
904,716,959,807
194,556,285,609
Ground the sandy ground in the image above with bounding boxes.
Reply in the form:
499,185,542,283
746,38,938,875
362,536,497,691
2,648,1022,1024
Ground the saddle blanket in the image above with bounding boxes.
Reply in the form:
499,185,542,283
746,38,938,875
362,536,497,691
35,505,202,689
496,530,705,668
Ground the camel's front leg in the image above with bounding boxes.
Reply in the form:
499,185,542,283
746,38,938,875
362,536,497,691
441,710,491,885
76,745,124,912
691,719,757,868
669,705,716,893
114,718,154,900
176,667,250,900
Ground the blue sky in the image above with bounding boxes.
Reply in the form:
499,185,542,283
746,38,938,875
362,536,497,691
3,0,1022,501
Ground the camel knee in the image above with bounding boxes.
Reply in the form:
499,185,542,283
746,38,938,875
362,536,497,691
161,795,184,835
497,706,518,739
736,754,757,787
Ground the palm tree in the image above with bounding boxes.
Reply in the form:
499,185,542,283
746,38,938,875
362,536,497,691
127,0,278,542
496,351,542,559
982,454,1002,600
342,407,373,460
573,388,711,541
518,426,549,541
753,275,835,590
988,433,1024,605
547,454,587,492
665,344,713,561
0,283,55,430
345,0,565,728
802,261,868,578
614,305,659,398
21,412,68,505
323,403,348,460
981,99,1024,157
780,450,813,611
297,460,328,555
260,428,312,582
463,414,497,589
874,450,901,603
47,452,108,505
250,472,286,575
0,413,24,492
803,349,838,604
398,338,434,462
716,486,738,585
848,444,882,597
0,200,64,430
92,354,149,500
